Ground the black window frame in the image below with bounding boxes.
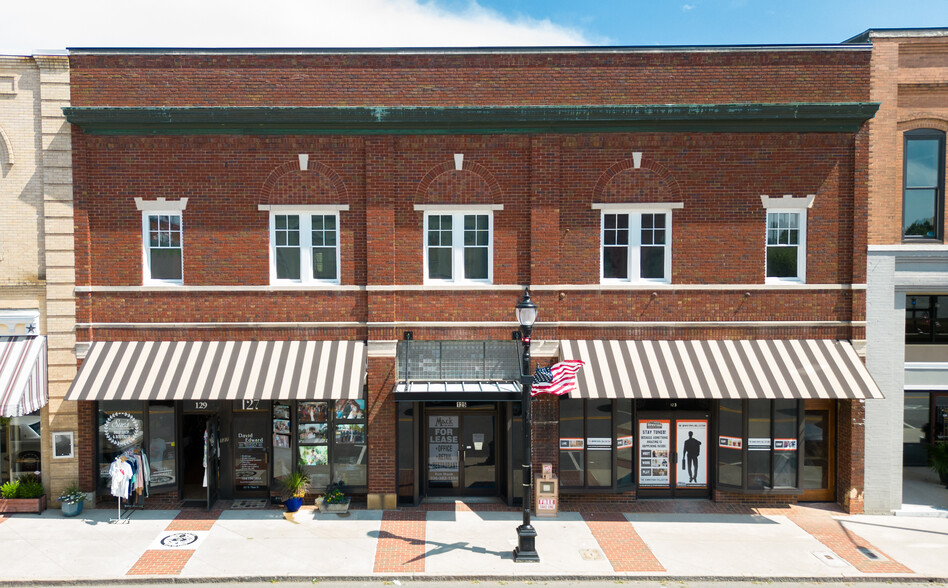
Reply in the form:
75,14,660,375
557,398,636,492
902,128,946,242
713,399,804,494
906,294,948,344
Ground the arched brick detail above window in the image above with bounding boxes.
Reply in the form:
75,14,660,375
898,117,948,133
415,159,502,205
593,156,682,204
260,159,348,206
0,125,14,166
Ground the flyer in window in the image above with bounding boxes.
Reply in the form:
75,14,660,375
335,424,366,444
273,433,290,449
299,402,328,423
299,445,328,466
335,399,365,420
299,423,328,444
273,418,290,434
638,420,670,487
273,405,290,420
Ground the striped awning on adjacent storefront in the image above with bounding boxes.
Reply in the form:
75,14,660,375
560,339,883,400
0,336,48,418
66,340,366,402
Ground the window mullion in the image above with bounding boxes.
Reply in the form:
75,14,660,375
453,213,464,282
630,213,642,280
301,216,313,283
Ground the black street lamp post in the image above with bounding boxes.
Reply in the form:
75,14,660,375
513,287,539,563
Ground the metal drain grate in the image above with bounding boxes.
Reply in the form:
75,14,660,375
580,548,603,560
857,546,887,561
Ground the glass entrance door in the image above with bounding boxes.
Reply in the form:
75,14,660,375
426,410,498,496
636,413,710,498
801,399,835,501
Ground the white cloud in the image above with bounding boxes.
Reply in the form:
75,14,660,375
1,0,595,55
682,4,696,11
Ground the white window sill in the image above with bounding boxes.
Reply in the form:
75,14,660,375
765,277,805,285
143,279,183,286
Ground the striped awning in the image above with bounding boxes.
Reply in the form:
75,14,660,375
560,339,883,400
0,336,48,417
66,340,366,402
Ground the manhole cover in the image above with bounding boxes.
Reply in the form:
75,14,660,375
580,548,603,560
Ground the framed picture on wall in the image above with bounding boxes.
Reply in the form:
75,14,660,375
53,431,74,459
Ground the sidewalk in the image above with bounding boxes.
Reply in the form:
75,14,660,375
1,500,947,583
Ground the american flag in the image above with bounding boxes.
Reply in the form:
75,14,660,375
531,360,585,397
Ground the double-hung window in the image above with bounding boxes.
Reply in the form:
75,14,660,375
262,205,347,285
903,129,945,241
761,195,812,284
595,204,681,284
136,197,187,284
417,205,500,284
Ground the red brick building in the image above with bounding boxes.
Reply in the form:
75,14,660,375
64,46,881,512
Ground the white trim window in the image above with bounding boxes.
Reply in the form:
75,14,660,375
418,206,498,284
267,208,343,285
760,195,813,284
142,212,184,284
595,204,680,284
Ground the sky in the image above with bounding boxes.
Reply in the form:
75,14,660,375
4,0,948,54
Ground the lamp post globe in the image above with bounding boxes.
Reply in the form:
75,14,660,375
513,287,540,563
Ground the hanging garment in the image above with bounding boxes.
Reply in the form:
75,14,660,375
109,458,134,499
202,429,209,488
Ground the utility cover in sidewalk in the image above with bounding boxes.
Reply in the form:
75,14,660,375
812,551,849,568
580,548,603,560
857,546,887,561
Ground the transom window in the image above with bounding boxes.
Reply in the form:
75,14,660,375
268,211,341,284
598,206,676,283
424,212,493,284
903,129,945,240
144,213,183,283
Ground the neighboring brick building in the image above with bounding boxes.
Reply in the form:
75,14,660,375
852,29,948,513
0,53,78,503
63,46,880,512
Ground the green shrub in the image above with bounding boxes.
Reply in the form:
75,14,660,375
16,474,44,498
0,480,19,499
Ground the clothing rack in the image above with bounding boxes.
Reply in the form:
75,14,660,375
108,448,149,524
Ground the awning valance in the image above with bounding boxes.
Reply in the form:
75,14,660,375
0,336,48,417
66,340,366,402
394,381,521,402
560,339,883,400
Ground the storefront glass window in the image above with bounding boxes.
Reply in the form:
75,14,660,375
298,401,331,488
616,400,634,486
397,403,415,501
558,399,584,486
1,411,42,484
747,402,772,490
717,400,743,487
272,404,293,479
147,402,176,488
773,400,798,487
97,401,145,492
587,400,613,487
332,399,367,487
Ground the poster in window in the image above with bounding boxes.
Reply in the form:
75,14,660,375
298,402,328,423
273,404,290,420
638,420,670,487
273,418,290,434
334,399,366,420
299,423,328,444
617,435,634,449
428,414,459,482
299,445,328,466
335,424,366,444
273,433,290,448
676,419,708,488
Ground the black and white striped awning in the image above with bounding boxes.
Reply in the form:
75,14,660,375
66,340,366,402
560,340,883,400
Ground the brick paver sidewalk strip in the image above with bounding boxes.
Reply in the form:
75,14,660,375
583,512,665,573
788,511,914,574
374,510,427,573
126,549,195,576
165,509,223,531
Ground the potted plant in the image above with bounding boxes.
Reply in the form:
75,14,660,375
279,471,310,513
317,480,350,514
0,474,46,514
928,441,948,488
57,482,86,517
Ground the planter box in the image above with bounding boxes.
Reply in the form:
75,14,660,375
0,495,46,514
317,498,350,514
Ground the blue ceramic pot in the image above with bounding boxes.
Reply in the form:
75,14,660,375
61,501,83,517
284,497,304,512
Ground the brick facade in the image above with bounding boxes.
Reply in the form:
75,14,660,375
68,46,874,509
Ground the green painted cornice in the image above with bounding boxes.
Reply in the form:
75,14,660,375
63,103,879,135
